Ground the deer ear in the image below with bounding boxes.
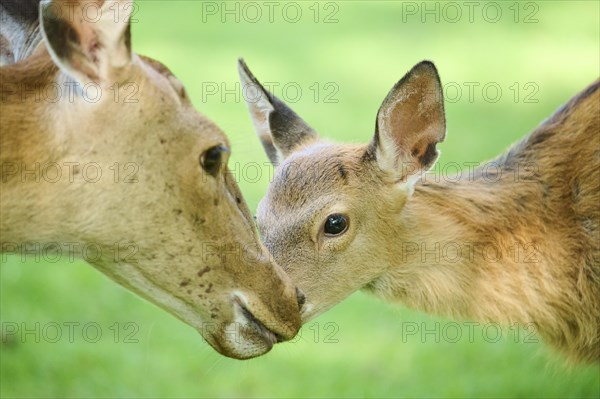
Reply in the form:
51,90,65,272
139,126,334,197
238,58,318,164
369,61,446,184
40,0,133,85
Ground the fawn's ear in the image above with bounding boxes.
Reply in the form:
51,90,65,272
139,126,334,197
40,0,133,85
369,61,446,184
238,58,318,164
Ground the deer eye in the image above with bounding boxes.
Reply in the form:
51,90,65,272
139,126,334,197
324,214,348,236
200,145,228,177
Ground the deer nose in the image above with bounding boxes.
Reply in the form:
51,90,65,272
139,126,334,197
296,287,306,311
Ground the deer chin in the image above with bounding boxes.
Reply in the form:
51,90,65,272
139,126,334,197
203,312,280,360
199,293,286,359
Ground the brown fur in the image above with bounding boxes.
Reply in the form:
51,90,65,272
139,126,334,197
372,80,600,363
0,0,302,360
240,59,600,364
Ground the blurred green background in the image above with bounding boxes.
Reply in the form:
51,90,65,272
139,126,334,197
1,1,599,398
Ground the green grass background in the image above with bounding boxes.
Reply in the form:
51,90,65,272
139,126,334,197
2,1,599,397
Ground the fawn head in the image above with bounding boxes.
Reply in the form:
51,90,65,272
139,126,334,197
239,59,446,320
0,1,303,359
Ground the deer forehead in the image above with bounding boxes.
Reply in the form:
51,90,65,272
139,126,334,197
101,56,228,154
267,143,368,208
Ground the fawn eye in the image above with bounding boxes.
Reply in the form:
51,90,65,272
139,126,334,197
200,145,228,177
324,214,348,236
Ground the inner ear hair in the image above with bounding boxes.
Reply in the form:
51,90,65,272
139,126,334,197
373,61,446,179
40,0,133,84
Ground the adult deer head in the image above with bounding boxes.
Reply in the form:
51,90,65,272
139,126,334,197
0,1,303,359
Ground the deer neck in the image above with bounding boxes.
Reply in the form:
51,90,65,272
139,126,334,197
1,53,84,246
368,168,560,327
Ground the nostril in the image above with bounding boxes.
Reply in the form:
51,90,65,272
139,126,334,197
295,287,306,310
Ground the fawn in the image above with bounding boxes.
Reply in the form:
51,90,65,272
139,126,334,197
0,0,304,360
238,59,599,363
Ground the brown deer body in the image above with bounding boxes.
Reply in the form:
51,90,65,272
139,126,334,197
0,0,304,360
239,59,600,363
